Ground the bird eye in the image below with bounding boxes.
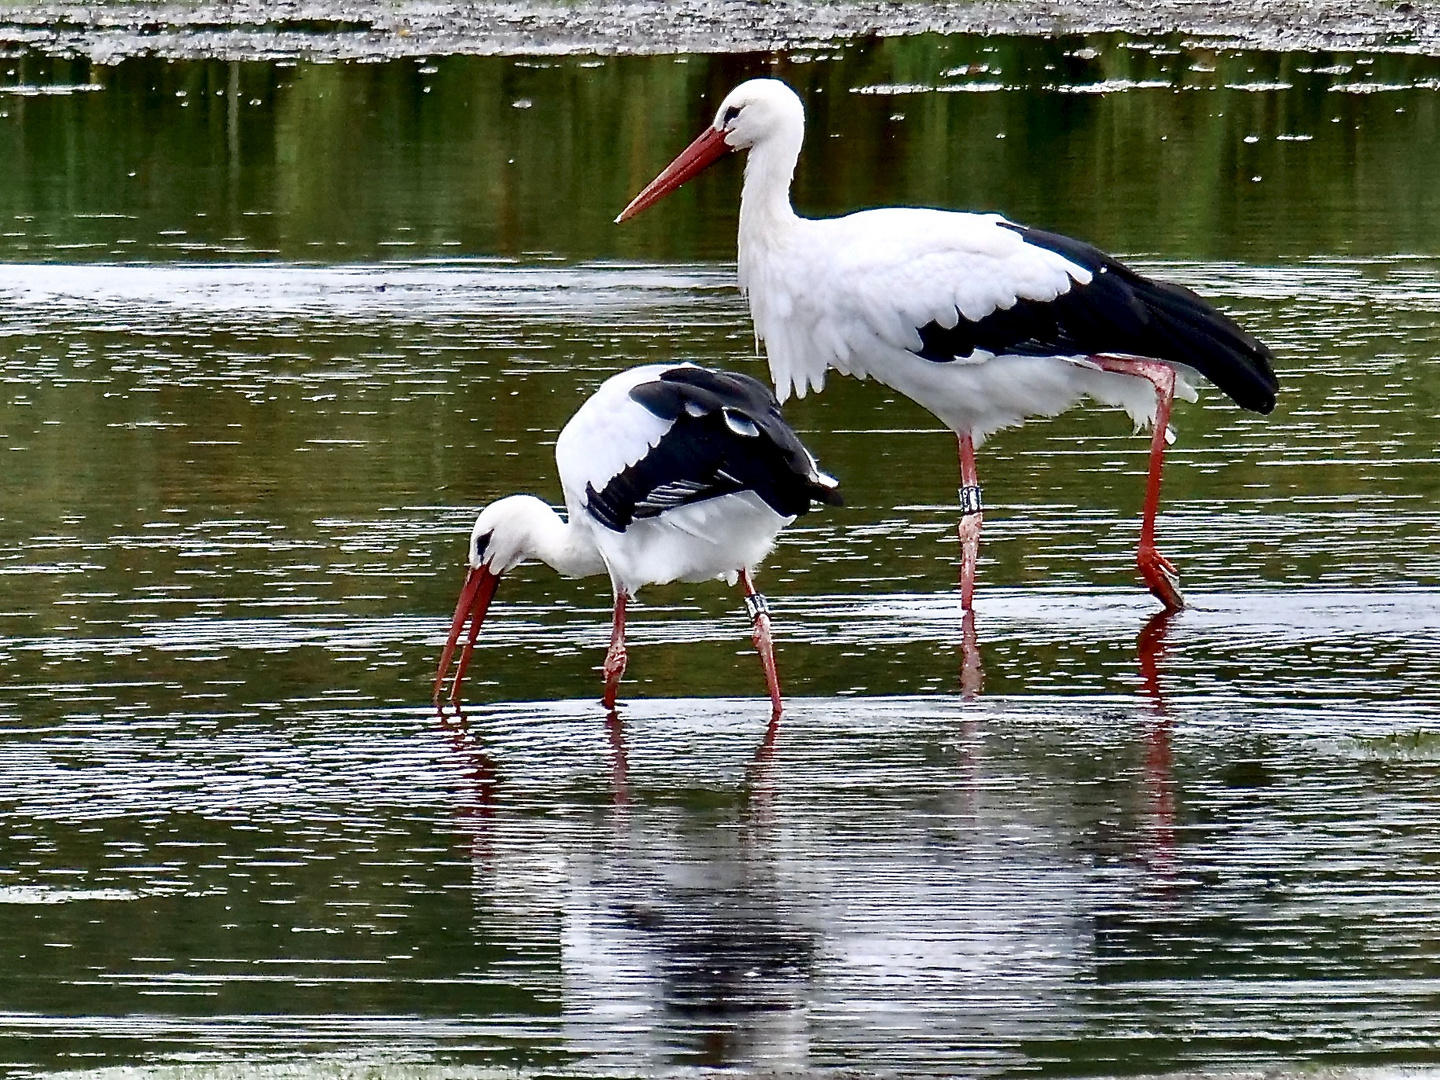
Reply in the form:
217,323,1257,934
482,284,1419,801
474,531,492,561
722,105,742,126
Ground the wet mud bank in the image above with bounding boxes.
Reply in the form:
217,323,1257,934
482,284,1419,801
0,0,1436,62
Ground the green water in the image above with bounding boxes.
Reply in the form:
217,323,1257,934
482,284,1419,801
4,37,1440,262
1,32,1440,1079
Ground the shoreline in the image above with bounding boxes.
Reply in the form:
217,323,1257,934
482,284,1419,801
0,0,1436,63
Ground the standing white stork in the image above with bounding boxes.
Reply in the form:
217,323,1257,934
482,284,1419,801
616,78,1278,612
432,362,841,718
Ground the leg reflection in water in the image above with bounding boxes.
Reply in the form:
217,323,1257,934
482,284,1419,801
743,712,783,830
1137,610,1177,879
959,608,984,702
605,706,630,812
947,608,985,818
437,708,499,867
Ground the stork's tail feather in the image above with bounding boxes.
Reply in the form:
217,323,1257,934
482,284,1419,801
1007,224,1279,415
809,469,844,508
1138,276,1278,415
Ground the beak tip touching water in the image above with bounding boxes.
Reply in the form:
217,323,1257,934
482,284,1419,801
432,565,501,709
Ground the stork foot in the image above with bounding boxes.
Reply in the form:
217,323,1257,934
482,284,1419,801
601,645,628,708
1138,545,1184,613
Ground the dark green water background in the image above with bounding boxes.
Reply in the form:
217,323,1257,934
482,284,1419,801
1,32,1440,1079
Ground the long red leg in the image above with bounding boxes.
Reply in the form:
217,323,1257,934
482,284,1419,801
601,590,629,709
739,569,783,722
957,432,983,611
1091,357,1184,612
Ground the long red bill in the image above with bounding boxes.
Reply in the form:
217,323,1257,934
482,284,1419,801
433,566,500,706
615,125,732,224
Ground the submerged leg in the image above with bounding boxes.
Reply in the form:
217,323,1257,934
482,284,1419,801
739,568,783,722
601,590,629,709
1092,356,1184,612
957,432,984,611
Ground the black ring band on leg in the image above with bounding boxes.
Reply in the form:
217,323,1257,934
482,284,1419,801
959,485,983,516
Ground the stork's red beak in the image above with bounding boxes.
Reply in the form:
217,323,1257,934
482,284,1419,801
615,125,732,223
432,565,501,707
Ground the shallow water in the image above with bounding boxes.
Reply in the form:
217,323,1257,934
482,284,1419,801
0,34,1439,1080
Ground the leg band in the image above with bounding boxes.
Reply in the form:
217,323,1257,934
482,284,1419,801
745,592,770,622
959,484,983,516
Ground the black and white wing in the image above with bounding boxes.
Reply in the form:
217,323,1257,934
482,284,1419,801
761,208,1277,415
570,365,841,534
914,224,1278,415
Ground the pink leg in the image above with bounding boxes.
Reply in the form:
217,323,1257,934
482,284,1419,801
1091,357,1184,612
601,590,629,708
739,569,783,722
957,432,983,611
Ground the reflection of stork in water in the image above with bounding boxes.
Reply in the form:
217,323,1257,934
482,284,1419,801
436,709,500,866
949,607,1173,867
576,706,815,1069
437,701,1123,1067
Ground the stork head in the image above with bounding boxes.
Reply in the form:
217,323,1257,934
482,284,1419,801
466,495,558,575
710,78,805,151
432,495,565,708
615,78,805,223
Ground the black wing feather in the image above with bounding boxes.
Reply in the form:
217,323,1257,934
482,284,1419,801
915,223,1278,415
585,366,842,533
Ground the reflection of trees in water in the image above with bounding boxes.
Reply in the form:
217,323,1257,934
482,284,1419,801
8,44,1439,263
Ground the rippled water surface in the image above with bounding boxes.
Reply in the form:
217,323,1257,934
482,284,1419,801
2,33,1440,1080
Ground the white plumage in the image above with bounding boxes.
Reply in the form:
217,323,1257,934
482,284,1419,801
617,78,1277,612
745,208,1193,441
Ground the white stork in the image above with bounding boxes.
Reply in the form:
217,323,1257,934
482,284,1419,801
432,362,841,718
616,78,1278,612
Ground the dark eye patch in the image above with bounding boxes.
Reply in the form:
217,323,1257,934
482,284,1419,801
473,530,492,562
722,105,742,125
